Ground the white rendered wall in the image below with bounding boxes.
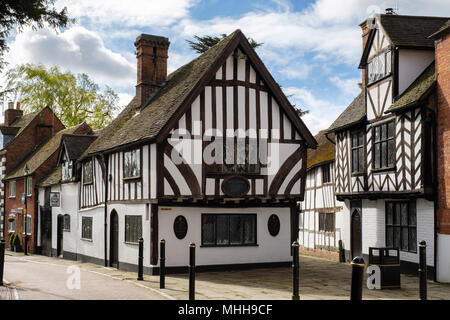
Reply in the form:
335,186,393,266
158,206,291,267
398,49,435,96
437,234,450,283
77,206,105,261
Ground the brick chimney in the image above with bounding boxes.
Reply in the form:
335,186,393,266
5,101,23,126
135,34,170,106
359,18,375,90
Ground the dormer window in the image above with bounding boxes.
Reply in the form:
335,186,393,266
124,148,141,179
367,50,391,85
62,160,73,181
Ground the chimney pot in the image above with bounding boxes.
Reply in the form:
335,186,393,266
16,101,20,110
385,8,393,15
135,34,170,106
8,101,14,110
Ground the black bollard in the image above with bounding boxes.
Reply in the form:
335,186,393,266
137,237,144,281
419,240,427,300
160,239,166,289
0,239,5,286
292,241,300,300
189,243,196,300
350,256,365,300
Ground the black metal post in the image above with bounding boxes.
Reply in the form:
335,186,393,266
419,240,427,300
0,239,5,286
189,243,196,300
350,256,365,300
292,241,300,300
160,239,166,289
24,182,28,256
137,237,144,281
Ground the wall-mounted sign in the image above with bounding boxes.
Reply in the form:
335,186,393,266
50,192,60,207
221,176,250,197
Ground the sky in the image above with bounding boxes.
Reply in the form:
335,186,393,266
2,0,449,135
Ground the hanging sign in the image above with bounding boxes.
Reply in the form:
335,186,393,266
50,192,61,207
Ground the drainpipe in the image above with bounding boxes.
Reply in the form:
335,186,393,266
103,154,109,267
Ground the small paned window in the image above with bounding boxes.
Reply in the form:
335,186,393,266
125,215,142,243
319,213,335,232
386,201,417,253
83,160,93,184
351,131,364,173
81,216,93,240
201,214,256,246
322,163,331,183
373,121,395,170
9,180,16,198
124,149,141,178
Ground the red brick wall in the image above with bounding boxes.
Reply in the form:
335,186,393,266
436,31,450,234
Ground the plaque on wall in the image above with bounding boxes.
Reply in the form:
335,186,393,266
50,192,60,207
268,214,280,237
221,176,250,197
173,215,188,239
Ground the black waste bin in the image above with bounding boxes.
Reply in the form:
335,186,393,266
368,247,401,289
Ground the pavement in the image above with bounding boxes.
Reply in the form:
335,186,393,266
1,250,450,300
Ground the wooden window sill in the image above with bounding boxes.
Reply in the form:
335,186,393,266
372,166,396,173
124,241,139,245
81,238,93,242
123,177,142,182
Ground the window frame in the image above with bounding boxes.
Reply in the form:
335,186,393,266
351,130,364,174
201,213,257,247
23,214,32,235
221,137,261,175
61,159,73,181
124,215,142,244
372,120,395,171
82,160,94,185
123,148,142,180
26,176,32,196
367,50,392,86
319,212,336,233
81,216,93,240
9,180,16,198
385,200,417,253
63,214,71,232
322,163,331,184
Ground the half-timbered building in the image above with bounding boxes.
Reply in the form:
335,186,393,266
37,133,97,258
299,131,344,258
74,30,316,273
327,12,448,279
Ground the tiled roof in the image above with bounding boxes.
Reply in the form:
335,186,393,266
83,29,316,157
37,165,61,187
327,91,366,132
429,19,450,38
387,62,435,112
307,131,335,169
61,134,97,160
4,123,87,180
379,14,449,48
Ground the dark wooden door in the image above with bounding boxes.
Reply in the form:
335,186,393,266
57,215,64,257
351,209,362,259
110,211,119,268
40,205,52,256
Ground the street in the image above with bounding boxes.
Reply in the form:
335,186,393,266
1,253,169,300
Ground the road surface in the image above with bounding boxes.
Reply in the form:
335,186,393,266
1,253,168,300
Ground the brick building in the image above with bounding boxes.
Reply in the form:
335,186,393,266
430,20,450,282
0,104,64,241
3,122,92,253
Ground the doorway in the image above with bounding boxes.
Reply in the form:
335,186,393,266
351,208,362,259
57,214,64,257
110,210,119,268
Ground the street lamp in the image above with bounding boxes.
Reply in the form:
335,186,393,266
23,164,29,256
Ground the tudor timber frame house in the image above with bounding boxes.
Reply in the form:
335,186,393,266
327,12,449,280
69,30,317,273
299,131,344,258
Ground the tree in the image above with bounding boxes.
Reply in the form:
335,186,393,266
0,0,72,69
187,34,262,54
5,63,119,130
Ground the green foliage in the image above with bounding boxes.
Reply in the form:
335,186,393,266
5,63,120,129
0,0,73,69
186,34,262,54
13,233,21,248
9,233,15,246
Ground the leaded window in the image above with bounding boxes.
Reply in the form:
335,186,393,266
62,160,73,181
83,160,93,184
125,215,142,243
81,216,93,240
322,163,331,183
367,51,392,84
373,121,395,169
319,213,335,232
63,214,70,231
386,201,417,253
201,214,256,246
351,131,364,173
124,149,141,178
223,138,260,174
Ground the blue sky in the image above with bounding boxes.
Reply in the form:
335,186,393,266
3,0,449,135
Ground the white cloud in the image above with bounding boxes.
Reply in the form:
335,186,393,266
57,0,197,28
5,26,136,89
330,76,361,97
279,62,312,80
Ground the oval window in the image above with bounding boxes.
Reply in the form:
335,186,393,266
221,176,250,197
268,214,280,237
173,215,188,239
